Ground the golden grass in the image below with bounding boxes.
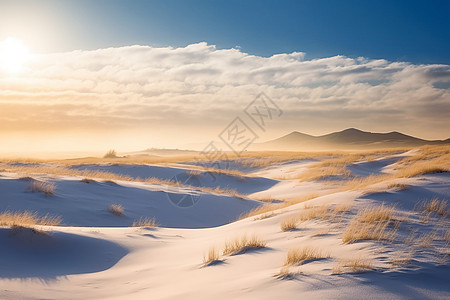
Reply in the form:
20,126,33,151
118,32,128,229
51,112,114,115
196,167,245,177
25,180,55,195
301,145,450,192
297,165,351,182
222,235,267,255
332,257,373,274
387,183,409,190
421,198,448,216
342,174,393,191
132,217,158,227
356,204,395,223
284,246,330,266
398,145,450,164
275,266,298,280
389,252,414,267
294,152,400,182
0,211,61,227
188,170,202,177
241,193,319,220
394,146,450,177
0,148,407,169
203,246,220,266
396,164,448,178
4,165,246,198
280,216,298,231
253,212,275,220
329,203,353,220
342,218,395,244
104,149,118,158
108,204,124,216
80,178,96,184
299,204,330,221
444,230,450,243
417,232,436,248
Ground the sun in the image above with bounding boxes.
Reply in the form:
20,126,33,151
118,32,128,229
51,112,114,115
0,37,31,75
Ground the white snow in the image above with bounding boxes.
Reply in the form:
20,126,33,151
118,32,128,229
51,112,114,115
0,151,449,299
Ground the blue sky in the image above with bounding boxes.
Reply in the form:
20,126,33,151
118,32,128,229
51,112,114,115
0,0,449,153
1,0,449,64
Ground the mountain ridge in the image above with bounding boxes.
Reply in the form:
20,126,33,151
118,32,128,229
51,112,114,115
252,128,450,151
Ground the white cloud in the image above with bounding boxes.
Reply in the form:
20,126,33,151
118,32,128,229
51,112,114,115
0,42,449,151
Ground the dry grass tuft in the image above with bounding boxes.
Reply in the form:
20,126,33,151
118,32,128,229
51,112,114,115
275,266,300,280
240,193,319,220
389,251,414,267
188,170,202,177
357,203,395,223
108,204,124,216
417,232,436,248
104,149,118,158
280,216,298,231
342,218,395,244
25,180,55,196
298,165,351,182
132,217,158,227
5,165,245,199
342,204,399,243
253,212,275,220
0,211,61,227
421,198,448,216
342,174,393,191
203,246,220,266
328,203,353,221
387,183,409,191
444,230,450,243
299,204,330,221
284,246,330,266
332,257,373,274
311,228,331,237
80,178,96,184
222,235,267,256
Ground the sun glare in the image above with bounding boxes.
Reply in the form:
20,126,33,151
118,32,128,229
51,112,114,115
0,37,31,75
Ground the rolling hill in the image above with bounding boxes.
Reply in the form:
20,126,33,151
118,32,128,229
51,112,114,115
253,128,450,151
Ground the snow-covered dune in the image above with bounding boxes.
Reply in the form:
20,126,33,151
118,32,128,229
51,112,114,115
0,150,449,299
71,163,278,194
0,175,261,228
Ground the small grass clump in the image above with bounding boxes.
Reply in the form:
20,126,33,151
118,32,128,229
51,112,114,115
222,235,267,256
299,204,330,221
188,170,202,177
80,178,96,184
275,266,299,280
387,183,409,191
104,149,118,158
132,217,158,227
284,246,330,266
357,203,395,223
108,204,124,216
389,252,414,267
280,216,298,231
342,203,400,243
421,198,448,216
342,218,394,244
203,246,220,266
332,257,373,274
241,193,318,220
25,180,55,196
0,211,61,227
253,212,275,220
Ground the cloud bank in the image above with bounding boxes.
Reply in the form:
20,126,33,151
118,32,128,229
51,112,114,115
0,42,449,152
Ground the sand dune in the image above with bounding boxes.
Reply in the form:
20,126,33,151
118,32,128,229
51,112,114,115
0,146,449,299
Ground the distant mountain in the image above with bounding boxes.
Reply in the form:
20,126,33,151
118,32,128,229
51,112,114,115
253,128,450,151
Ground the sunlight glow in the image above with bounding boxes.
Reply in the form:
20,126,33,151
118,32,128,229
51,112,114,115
0,37,31,75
